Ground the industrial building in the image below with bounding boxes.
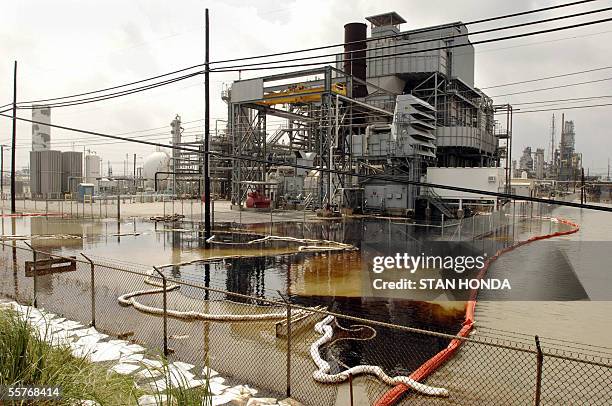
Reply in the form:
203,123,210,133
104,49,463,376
210,11,511,217
29,106,88,199
32,106,51,151
518,147,534,176
30,150,83,198
363,12,499,168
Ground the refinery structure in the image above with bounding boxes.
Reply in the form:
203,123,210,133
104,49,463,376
6,5,612,406
517,113,583,190
203,12,511,218
25,11,590,212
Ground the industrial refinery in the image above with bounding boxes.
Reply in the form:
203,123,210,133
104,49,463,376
2,3,612,406
23,13,606,218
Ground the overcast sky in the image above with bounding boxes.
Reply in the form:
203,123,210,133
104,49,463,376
1,0,611,176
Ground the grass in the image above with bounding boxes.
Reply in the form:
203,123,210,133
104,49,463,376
0,307,211,405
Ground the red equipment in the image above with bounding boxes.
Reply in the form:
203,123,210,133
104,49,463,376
245,190,271,208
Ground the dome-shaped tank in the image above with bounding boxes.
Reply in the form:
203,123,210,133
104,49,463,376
142,150,171,191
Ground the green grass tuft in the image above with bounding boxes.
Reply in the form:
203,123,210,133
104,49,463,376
0,308,211,405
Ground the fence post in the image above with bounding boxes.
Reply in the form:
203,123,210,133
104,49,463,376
277,290,291,398
534,335,543,406
81,253,96,327
24,242,37,308
512,199,516,243
349,372,354,406
117,194,121,220
153,266,169,357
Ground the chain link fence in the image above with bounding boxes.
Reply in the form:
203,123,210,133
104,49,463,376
0,241,610,405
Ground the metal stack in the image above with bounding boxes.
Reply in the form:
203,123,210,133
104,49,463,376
31,150,62,198
61,151,83,194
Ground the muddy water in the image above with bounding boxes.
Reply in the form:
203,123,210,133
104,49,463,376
0,215,472,377
3,209,597,384
476,201,612,348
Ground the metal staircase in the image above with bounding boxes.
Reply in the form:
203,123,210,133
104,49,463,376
421,187,456,219
303,193,314,211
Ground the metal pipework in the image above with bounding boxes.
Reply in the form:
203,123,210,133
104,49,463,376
154,171,200,193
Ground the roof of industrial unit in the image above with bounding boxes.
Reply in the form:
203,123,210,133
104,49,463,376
365,12,406,27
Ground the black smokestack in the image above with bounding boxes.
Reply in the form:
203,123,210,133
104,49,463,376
344,22,368,98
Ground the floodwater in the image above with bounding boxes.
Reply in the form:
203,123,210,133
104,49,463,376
476,200,612,348
1,203,609,403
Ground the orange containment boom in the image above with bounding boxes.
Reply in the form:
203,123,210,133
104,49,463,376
374,216,580,406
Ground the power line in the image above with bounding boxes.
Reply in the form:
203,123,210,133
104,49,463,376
17,71,204,110
480,65,612,89
0,120,206,146
510,94,612,105
210,7,612,72
473,27,612,56
2,112,611,213
207,0,598,66
210,16,612,73
18,67,206,106
513,102,612,113
9,0,599,107
491,76,612,97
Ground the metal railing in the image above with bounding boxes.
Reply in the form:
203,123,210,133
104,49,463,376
0,241,610,405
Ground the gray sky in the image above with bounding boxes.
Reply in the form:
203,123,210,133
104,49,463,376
1,0,612,175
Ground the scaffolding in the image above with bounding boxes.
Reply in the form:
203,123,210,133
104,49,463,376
225,66,395,208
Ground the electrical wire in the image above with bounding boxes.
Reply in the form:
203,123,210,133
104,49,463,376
10,0,601,107
211,18,612,72
491,76,612,97
209,7,612,72
480,65,612,89
510,94,612,105
16,71,204,110
2,112,611,213
207,0,598,66
512,102,612,113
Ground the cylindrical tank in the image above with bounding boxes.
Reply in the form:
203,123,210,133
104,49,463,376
61,151,83,194
85,154,101,185
142,150,171,191
344,22,368,98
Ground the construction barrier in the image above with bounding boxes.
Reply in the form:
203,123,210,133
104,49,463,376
374,216,580,406
0,212,62,217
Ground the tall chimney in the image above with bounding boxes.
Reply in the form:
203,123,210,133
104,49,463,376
344,23,368,98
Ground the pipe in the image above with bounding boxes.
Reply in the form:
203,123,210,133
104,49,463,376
154,171,200,192
343,23,368,98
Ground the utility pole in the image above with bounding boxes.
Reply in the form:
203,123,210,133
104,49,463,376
11,61,17,213
1,145,5,197
580,167,585,205
204,8,211,242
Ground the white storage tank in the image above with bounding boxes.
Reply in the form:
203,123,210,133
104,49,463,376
142,150,171,191
85,154,101,186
